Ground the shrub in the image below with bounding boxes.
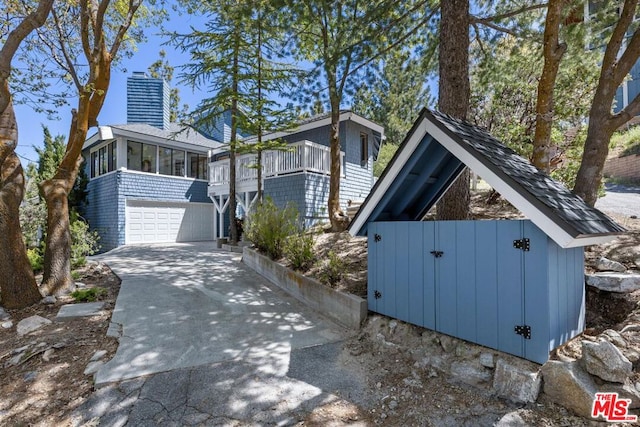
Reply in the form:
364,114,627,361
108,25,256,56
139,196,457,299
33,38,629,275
70,213,101,269
245,198,299,259
319,250,345,288
27,248,43,272
71,287,107,302
284,232,315,271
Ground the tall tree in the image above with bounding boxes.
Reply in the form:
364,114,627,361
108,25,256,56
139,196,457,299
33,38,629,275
532,0,567,173
574,0,640,206
436,0,471,220
289,0,433,231
0,0,54,308
34,0,146,295
148,50,189,123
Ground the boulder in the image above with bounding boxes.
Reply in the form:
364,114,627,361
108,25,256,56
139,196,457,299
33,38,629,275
599,379,640,409
582,339,632,383
41,296,56,305
493,358,541,403
84,361,104,375
600,329,627,349
495,411,528,427
450,360,492,386
585,273,640,293
479,352,495,368
541,360,597,418
16,315,51,336
1,321,12,329
597,257,626,272
0,307,9,321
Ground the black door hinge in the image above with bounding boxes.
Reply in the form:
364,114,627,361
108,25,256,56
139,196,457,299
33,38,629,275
513,238,530,251
374,233,382,242
430,250,444,258
514,325,531,339
374,290,382,299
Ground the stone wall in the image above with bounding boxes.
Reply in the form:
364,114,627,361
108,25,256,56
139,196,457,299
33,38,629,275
603,155,640,181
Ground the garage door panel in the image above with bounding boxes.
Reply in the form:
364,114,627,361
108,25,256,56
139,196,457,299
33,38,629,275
126,200,214,244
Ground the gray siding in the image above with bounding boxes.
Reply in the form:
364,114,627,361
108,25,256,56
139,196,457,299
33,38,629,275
367,219,585,365
127,72,170,130
85,170,211,252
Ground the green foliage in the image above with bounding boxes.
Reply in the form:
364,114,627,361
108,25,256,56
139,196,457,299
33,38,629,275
71,270,82,281
71,287,107,303
612,126,640,157
373,143,399,178
284,232,316,271
319,251,345,288
245,198,299,259
148,50,190,123
70,212,101,269
27,248,43,272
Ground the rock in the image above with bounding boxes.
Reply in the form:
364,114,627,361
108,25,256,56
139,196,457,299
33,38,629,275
16,315,51,336
90,350,107,362
52,342,66,349
450,360,492,386
600,379,640,409
621,324,640,334
439,335,456,353
582,339,632,383
495,410,528,427
75,282,87,289
13,345,30,354
479,352,495,368
597,257,627,272
41,296,56,305
42,349,55,362
1,321,12,329
9,354,23,366
84,361,104,375
0,307,9,320
585,273,640,293
601,329,627,348
23,371,37,382
455,342,480,359
388,400,398,410
541,360,597,418
493,359,541,403
388,320,398,334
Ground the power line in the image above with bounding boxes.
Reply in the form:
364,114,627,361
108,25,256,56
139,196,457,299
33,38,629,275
16,153,37,163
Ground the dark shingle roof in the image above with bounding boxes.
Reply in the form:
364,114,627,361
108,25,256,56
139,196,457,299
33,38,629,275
349,109,625,247
110,123,221,149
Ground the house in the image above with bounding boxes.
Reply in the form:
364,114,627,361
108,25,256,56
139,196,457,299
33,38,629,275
83,72,384,250
349,109,625,364
82,72,222,251
208,111,384,239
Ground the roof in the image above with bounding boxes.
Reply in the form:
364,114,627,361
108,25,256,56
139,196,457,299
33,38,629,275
84,123,221,151
348,109,625,248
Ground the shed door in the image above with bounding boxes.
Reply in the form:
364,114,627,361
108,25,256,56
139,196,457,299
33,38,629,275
368,220,549,363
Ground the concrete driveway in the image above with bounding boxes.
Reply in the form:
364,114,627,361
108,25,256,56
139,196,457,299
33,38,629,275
93,243,347,386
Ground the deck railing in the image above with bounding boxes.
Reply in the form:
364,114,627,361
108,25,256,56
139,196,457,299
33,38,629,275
208,140,343,187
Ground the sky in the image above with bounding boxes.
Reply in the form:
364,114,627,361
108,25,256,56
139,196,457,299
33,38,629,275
13,12,209,166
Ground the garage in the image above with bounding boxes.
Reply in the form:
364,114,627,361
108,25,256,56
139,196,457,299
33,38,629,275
126,200,214,244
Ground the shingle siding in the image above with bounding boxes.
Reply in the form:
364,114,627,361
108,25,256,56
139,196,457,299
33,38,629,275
85,170,211,252
127,72,170,130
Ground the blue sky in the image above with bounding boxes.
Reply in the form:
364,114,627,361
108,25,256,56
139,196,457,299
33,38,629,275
13,13,209,166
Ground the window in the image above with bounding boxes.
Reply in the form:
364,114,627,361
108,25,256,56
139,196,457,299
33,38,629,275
127,140,157,173
90,141,117,178
187,152,207,180
159,146,186,177
360,132,369,167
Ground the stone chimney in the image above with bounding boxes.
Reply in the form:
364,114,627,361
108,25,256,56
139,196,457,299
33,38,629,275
126,72,170,129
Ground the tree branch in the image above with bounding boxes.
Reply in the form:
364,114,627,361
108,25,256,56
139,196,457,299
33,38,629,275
51,9,82,91
471,2,548,25
604,0,637,84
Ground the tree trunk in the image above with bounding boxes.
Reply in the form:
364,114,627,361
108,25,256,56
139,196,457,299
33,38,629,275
532,0,567,173
0,94,41,308
228,31,240,245
328,93,348,231
436,0,470,221
573,116,614,206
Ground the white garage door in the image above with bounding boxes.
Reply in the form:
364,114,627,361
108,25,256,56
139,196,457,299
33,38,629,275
126,200,214,244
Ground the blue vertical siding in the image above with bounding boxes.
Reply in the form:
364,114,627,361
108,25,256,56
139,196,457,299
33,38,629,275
367,219,585,365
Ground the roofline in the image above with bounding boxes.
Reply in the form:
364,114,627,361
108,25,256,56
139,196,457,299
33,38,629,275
246,111,384,143
83,125,220,152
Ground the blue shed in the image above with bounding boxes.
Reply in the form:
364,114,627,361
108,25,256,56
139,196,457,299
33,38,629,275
348,109,626,364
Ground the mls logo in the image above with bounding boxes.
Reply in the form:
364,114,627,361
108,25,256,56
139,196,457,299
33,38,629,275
592,392,638,422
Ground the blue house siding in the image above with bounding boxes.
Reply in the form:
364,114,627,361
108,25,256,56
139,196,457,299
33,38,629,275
85,170,211,251
341,121,374,205
367,219,585,364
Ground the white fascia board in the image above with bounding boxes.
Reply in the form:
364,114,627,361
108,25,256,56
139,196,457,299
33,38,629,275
110,128,214,153
82,130,102,149
563,234,619,248
423,119,579,248
344,112,384,135
348,119,429,236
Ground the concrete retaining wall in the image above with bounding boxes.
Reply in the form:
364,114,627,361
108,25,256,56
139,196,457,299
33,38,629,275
604,154,640,181
242,247,367,329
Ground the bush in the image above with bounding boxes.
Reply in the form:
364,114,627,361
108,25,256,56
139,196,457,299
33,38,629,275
71,287,107,302
70,213,100,269
319,250,345,288
245,198,299,259
27,248,43,272
284,232,315,271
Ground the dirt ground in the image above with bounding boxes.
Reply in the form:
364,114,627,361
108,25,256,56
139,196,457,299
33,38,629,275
0,263,120,426
2,189,640,426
